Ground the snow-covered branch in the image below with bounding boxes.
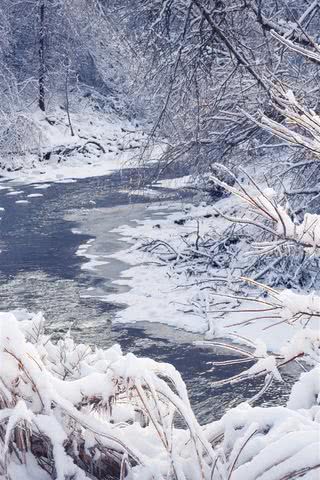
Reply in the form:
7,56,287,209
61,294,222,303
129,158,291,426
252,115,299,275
0,312,216,480
260,88,320,156
211,167,320,254
1,311,319,480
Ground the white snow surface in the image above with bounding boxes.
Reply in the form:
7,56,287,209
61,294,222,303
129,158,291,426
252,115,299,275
157,175,192,189
27,193,44,198
0,311,319,480
96,197,320,353
1,109,164,185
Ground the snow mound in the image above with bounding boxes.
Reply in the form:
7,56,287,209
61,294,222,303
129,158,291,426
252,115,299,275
0,311,319,479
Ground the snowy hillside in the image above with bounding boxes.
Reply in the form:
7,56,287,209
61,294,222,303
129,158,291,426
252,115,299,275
0,107,162,184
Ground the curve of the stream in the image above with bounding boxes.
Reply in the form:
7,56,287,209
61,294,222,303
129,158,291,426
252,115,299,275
0,170,294,423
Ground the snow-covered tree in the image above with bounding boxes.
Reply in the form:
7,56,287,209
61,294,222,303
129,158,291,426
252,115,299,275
108,0,320,175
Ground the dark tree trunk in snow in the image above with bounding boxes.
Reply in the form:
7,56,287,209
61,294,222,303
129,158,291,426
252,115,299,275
65,63,74,136
38,0,45,112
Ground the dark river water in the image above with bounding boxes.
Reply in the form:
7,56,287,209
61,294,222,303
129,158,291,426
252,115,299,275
0,170,295,424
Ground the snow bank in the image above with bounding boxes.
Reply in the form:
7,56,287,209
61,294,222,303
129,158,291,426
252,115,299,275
95,198,319,353
0,311,318,479
0,109,164,185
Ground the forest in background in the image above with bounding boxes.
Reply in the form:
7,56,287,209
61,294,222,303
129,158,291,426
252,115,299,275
1,1,320,174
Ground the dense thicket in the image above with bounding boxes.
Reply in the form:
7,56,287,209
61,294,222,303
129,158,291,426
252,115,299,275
2,1,320,182
0,0,139,160
107,0,320,174
1,0,130,107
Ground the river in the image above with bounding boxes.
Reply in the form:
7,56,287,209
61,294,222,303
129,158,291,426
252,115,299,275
0,170,294,424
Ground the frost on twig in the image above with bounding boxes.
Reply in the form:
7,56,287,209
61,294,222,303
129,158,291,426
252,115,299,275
240,277,320,329
243,84,320,157
199,276,320,404
211,165,320,255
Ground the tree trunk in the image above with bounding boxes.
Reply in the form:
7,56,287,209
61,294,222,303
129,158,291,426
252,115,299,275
65,63,74,136
38,0,45,112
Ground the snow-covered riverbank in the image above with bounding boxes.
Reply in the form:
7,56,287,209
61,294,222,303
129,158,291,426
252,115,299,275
0,170,319,480
86,186,319,355
1,307,319,480
0,109,163,185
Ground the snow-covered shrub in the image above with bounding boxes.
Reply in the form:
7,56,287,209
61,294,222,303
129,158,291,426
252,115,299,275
0,312,216,479
0,311,319,480
203,164,320,288
0,113,41,160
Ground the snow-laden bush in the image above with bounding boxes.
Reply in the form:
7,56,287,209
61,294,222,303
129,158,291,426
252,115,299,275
0,113,42,160
0,311,319,480
0,312,216,479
